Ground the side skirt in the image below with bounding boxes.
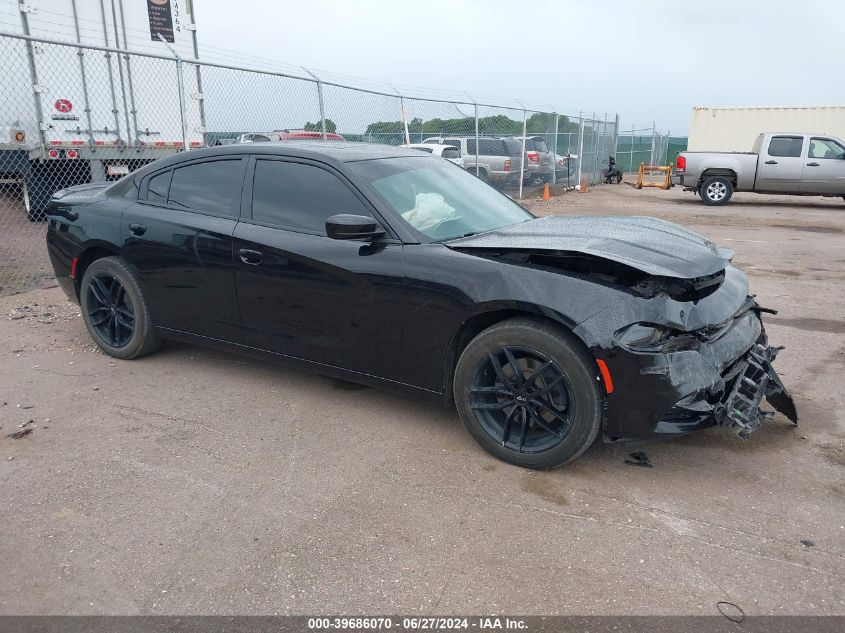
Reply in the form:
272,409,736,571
155,326,448,407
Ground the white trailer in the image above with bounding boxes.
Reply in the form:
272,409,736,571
688,106,845,152
0,0,205,218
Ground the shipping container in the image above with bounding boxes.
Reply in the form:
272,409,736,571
0,0,204,218
687,106,845,152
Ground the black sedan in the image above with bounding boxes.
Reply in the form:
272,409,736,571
45,142,797,468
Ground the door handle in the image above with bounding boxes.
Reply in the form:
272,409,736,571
239,248,263,265
806,162,820,167
764,160,778,165
128,223,146,236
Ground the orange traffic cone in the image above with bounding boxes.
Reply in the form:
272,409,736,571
579,177,587,193
542,182,551,201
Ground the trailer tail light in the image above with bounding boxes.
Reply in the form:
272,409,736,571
65,149,79,159
504,158,511,172
676,155,686,174
47,149,60,159
527,151,540,163
70,257,79,280
14,131,25,142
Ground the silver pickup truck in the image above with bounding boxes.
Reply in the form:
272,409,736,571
674,132,845,205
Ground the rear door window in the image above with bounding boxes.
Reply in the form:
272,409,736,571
251,159,372,235
767,136,803,157
167,159,243,217
442,148,461,159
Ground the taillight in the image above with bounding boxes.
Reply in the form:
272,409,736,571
504,158,511,172
47,149,60,159
527,151,539,163
70,257,79,280
65,149,79,159
676,155,686,173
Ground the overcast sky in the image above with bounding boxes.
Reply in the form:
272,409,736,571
190,0,845,134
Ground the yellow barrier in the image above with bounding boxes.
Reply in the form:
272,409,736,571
636,163,673,190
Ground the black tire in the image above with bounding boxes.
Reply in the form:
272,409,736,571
699,176,733,205
79,256,160,360
453,317,603,469
471,167,489,183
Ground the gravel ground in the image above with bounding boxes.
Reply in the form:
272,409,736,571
0,185,843,616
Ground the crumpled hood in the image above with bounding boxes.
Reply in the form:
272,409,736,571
446,215,733,279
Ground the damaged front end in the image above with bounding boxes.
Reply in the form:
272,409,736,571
596,296,798,442
446,214,798,443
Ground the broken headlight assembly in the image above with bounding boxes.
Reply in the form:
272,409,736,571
615,323,700,353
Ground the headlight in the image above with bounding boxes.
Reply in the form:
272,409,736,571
616,323,699,353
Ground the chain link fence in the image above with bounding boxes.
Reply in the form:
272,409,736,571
0,29,620,294
615,124,674,173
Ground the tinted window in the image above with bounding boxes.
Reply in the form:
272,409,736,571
442,148,461,159
147,170,171,203
442,139,461,149
532,138,549,152
479,139,508,156
502,139,524,157
809,138,845,159
251,160,372,234
768,136,803,158
466,139,477,154
167,160,242,216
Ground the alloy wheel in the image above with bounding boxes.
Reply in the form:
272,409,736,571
470,346,575,453
706,181,727,201
86,274,135,348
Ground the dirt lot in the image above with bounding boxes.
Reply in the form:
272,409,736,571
1,185,843,615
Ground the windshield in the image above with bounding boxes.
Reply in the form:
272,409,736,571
348,156,533,241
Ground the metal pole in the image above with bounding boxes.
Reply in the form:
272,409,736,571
552,113,559,186
631,124,635,172
158,35,188,151
518,109,527,200
70,0,96,149
612,113,619,161
474,102,480,177
184,0,207,138
18,4,47,153
650,121,656,166
303,67,327,140
116,0,139,145
98,0,123,142
109,0,133,147
576,112,584,187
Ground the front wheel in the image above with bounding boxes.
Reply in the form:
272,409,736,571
80,256,161,360
700,176,733,205
453,318,603,469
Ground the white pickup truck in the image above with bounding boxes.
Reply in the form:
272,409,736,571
674,132,845,205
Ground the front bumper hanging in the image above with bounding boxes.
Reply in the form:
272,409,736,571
714,344,798,439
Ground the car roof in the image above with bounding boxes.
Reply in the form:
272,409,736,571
134,141,431,175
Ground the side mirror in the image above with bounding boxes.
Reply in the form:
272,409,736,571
325,214,386,241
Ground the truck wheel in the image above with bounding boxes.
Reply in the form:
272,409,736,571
700,176,733,205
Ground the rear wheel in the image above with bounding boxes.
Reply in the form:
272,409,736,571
699,176,733,205
453,318,603,469
80,256,160,360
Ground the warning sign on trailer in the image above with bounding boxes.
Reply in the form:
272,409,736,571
51,98,78,121
147,0,175,43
